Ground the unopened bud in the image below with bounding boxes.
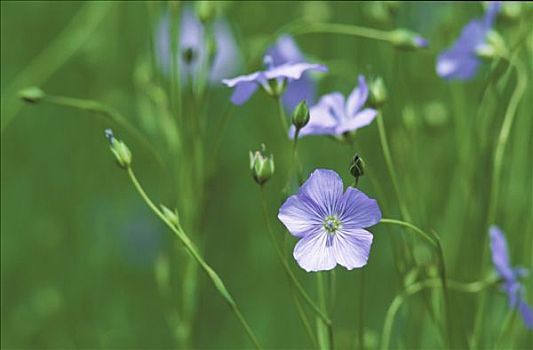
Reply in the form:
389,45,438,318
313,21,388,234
18,86,45,104
195,1,216,24
368,77,387,108
249,144,275,185
389,29,429,50
160,204,180,227
291,100,310,130
182,47,197,66
349,154,365,186
476,31,507,60
105,129,132,169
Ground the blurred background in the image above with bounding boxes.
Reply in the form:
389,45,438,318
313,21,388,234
1,1,532,349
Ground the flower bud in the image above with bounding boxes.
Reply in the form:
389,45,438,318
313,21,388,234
18,86,45,104
195,1,216,24
249,144,275,185
349,154,365,186
389,29,429,50
182,47,197,66
160,204,180,227
476,31,507,60
105,129,132,169
291,100,310,130
368,77,387,108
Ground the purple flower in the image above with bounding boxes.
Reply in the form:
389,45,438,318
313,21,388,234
293,75,377,138
436,2,501,80
489,225,533,329
155,7,242,85
278,169,381,272
266,35,319,111
222,55,327,106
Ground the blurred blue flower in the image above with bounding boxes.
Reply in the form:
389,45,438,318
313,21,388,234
436,2,500,80
155,7,242,85
266,35,319,111
278,169,381,272
293,75,377,138
222,54,327,106
489,225,533,328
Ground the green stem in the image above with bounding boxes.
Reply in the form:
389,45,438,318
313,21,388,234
1,2,112,132
276,97,289,134
380,218,453,346
288,22,393,43
317,272,334,350
41,94,165,168
474,55,527,349
380,276,498,350
485,55,527,229
357,270,366,350
126,167,261,349
259,188,332,326
376,112,412,222
493,307,518,349
380,218,437,248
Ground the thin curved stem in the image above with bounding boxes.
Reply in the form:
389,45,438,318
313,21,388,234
41,94,165,168
126,167,262,349
259,188,332,326
380,276,498,350
380,218,452,346
380,218,437,248
485,55,527,229
376,112,412,223
288,22,393,43
474,55,527,348
276,97,289,134
1,2,112,132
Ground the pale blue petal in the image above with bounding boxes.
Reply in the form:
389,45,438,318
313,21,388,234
345,75,368,117
333,228,373,270
335,108,378,135
338,187,382,229
293,228,336,272
297,169,344,217
489,225,515,281
278,194,323,238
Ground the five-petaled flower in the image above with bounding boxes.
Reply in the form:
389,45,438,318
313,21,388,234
436,2,500,80
293,75,377,138
489,225,533,329
155,7,242,85
266,35,321,111
222,55,327,106
278,169,381,272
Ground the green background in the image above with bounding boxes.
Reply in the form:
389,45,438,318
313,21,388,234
1,1,532,348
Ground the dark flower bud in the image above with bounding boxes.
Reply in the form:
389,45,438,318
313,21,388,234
249,144,275,185
291,100,310,130
182,47,197,65
18,86,45,104
105,129,132,169
389,29,429,50
349,154,365,186
368,77,387,108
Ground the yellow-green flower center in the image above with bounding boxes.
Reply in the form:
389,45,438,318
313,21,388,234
323,215,342,235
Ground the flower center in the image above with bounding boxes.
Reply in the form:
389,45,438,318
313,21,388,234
323,215,342,235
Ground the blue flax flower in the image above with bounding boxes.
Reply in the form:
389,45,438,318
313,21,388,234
266,35,320,111
293,75,377,138
436,2,500,80
222,55,327,106
155,7,242,85
278,169,381,272
489,225,533,328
